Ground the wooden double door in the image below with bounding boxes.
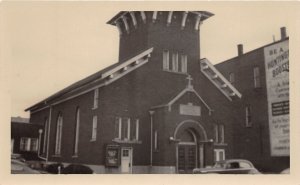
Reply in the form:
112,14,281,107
177,144,197,174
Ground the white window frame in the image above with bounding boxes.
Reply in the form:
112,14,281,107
20,137,38,152
93,88,99,109
125,118,130,140
74,108,80,155
163,50,170,70
30,138,38,152
214,149,225,162
55,114,63,155
20,137,28,151
253,67,261,88
117,117,122,139
92,116,98,141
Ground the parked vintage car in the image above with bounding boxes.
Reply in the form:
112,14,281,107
193,159,260,174
11,159,41,174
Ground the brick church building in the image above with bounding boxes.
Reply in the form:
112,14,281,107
25,11,289,173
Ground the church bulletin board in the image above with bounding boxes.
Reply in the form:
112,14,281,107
264,40,289,156
105,144,120,167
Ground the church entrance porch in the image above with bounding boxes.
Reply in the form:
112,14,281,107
173,120,211,174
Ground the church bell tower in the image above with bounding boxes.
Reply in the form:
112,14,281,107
107,11,214,63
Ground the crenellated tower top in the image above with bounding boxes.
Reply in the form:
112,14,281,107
107,11,214,63
107,11,213,35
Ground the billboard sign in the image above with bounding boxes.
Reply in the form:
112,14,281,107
264,40,289,156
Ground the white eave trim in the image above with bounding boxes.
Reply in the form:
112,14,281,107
200,58,242,101
29,48,154,113
102,48,153,79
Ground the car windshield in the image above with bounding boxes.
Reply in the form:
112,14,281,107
213,161,226,168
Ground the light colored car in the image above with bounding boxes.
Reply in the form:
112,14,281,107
193,159,260,174
280,168,290,174
11,159,41,174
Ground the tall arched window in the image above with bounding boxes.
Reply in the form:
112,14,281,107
43,118,48,154
55,113,63,155
74,108,80,155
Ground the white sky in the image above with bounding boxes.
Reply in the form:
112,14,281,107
1,1,298,118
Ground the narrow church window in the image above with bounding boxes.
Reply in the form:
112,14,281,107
219,125,225,143
131,119,139,141
73,108,80,155
55,114,63,155
115,117,122,139
214,124,219,143
214,124,225,144
172,53,179,72
163,50,169,70
180,55,187,73
92,116,97,140
245,105,252,127
135,119,139,141
229,72,235,85
122,118,130,140
253,67,261,88
93,88,99,109
43,118,48,154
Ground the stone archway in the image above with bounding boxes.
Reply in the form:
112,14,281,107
173,120,207,174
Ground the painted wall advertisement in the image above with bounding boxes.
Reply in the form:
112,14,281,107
264,40,289,156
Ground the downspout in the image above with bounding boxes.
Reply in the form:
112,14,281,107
37,129,46,160
46,105,52,163
149,111,155,168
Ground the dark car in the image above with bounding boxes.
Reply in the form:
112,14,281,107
61,164,94,174
193,159,260,174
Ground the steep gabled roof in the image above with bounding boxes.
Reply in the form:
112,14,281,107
26,47,154,112
200,58,242,101
151,76,213,114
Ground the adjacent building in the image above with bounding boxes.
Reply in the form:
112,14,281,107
24,11,289,173
11,117,42,160
216,27,289,172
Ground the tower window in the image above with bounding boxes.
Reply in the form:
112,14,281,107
163,50,170,70
162,50,187,74
180,55,187,73
172,53,179,72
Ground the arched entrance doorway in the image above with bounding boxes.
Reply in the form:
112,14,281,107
174,120,208,174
